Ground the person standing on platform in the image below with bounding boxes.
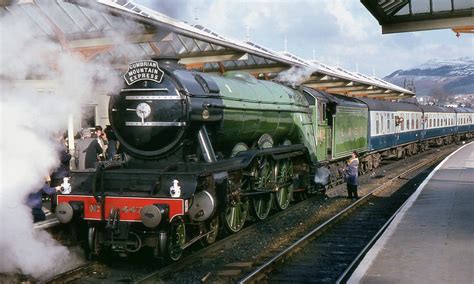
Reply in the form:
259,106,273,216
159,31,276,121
343,151,360,199
27,177,61,223
104,125,117,161
94,125,107,161
75,129,99,169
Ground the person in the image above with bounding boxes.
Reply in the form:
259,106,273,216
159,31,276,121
50,134,71,212
75,128,102,169
343,151,360,199
27,177,62,223
94,125,107,161
104,125,117,161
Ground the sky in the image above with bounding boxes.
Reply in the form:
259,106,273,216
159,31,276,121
135,0,473,78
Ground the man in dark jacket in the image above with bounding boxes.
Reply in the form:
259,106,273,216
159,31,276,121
27,181,61,223
343,151,360,199
75,128,104,169
104,125,117,161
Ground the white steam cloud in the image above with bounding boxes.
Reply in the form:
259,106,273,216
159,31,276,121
314,167,330,185
0,7,122,280
275,66,319,88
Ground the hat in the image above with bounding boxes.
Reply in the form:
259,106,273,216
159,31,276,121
82,128,92,138
94,126,102,131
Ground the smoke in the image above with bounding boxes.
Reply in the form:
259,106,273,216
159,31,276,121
275,66,319,88
0,6,121,280
314,167,330,185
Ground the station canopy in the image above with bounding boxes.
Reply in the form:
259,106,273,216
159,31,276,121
361,0,474,34
1,0,414,100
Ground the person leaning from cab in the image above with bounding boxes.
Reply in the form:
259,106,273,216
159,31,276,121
343,151,360,199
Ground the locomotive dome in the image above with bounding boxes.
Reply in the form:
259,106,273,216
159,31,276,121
109,59,188,158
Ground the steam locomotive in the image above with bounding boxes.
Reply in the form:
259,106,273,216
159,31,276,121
56,59,474,260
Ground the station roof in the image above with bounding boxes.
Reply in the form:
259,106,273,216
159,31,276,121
1,0,415,100
361,0,474,34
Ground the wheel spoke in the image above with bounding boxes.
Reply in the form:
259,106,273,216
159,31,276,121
229,207,236,228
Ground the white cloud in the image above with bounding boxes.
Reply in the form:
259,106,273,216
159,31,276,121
324,1,371,41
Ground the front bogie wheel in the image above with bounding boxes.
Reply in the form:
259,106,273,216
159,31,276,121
167,221,185,261
201,216,219,246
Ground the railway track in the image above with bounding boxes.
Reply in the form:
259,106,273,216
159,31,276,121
237,150,448,283
42,144,458,283
45,261,99,284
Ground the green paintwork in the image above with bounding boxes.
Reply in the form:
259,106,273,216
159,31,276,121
317,125,329,161
331,106,368,159
290,110,317,162
209,72,317,161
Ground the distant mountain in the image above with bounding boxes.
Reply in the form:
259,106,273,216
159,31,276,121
384,57,474,97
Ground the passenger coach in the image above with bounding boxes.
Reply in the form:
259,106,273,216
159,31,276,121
358,98,423,152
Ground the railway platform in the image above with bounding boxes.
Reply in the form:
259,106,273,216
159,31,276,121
33,201,59,230
349,141,474,283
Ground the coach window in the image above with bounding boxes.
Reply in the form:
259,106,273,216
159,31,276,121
391,113,395,132
411,114,415,129
380,113,384,133
416,114,419,129
375,113,380,134
406,114,410,130
382,113,385,132
387,114,391,133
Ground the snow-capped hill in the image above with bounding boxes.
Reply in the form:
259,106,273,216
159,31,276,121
384,58,474,96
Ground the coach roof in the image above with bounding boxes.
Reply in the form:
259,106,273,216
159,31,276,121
356,97,421,112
